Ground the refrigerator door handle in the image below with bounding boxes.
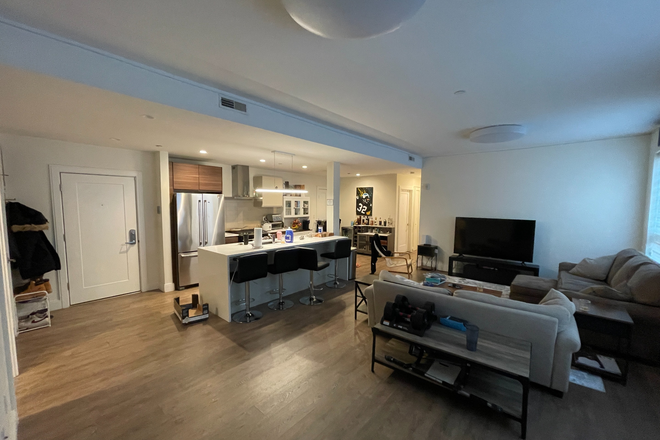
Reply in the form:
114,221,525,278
198,200,202,246
204,200,208,245
180,252,198,258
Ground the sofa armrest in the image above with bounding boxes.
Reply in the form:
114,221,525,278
551,317,582,393
364,285,376,327
558,262,577,273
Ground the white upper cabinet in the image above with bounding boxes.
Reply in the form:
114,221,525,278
253,175,283,207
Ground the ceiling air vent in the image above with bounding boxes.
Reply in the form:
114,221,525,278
219,96,247,113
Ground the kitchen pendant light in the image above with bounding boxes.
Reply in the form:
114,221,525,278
282,0,426,39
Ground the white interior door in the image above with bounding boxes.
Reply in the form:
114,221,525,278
316,187,327,220
397,190,411,252
61,173,141,304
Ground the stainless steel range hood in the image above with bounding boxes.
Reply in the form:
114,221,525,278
231,165,253,199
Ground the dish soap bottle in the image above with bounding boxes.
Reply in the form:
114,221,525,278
285,227,294,243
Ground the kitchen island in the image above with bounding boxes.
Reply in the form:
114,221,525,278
199,236,354,322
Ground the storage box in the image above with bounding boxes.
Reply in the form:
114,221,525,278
174,294,209,324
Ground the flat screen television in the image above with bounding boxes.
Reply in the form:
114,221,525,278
453,217,536,262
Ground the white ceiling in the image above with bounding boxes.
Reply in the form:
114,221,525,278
0,1,659,157
0,65,413,176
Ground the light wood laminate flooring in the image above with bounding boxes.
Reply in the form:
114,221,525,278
15,255,660,440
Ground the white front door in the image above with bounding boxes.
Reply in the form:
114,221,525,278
61,173,141,304
397,190,410,252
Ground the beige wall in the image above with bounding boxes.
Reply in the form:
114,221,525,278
419,135,651,277
340,174,398,225
0,133,161,309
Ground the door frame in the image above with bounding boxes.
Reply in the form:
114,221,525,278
395,186,414,252
49,165,148,309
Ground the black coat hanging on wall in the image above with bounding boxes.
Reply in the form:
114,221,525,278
5,202,61,279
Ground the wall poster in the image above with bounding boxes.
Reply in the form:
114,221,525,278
356,187,373,216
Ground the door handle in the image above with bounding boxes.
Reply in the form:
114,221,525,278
203,200,208,245
198,200,202,246
126,229,137,245
180,252,197,258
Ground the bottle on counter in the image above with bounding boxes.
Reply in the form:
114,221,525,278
285,227,294,243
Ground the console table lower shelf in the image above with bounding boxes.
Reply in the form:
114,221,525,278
371,323,531,439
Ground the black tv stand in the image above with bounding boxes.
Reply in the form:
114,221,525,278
448,255,539,286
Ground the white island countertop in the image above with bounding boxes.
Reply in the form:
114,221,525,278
202,235,348,257
199,235,353,322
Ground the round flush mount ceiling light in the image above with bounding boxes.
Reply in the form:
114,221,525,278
469,125,527,144
282,0,426,39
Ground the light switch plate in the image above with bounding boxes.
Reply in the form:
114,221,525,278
326,199,333,206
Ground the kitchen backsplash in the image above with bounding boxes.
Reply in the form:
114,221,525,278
225,199,280,230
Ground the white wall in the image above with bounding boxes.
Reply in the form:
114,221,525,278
340,174,398,225
0,133,162,308
420,135,650,277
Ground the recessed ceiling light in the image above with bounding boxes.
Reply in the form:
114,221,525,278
302,165,308,169
469,124,527,144
260,159,266,163
155,144,163,148
356,173,361,176
454,90,466,95
200,150,208,154
109,137,121,142
141,114,155,119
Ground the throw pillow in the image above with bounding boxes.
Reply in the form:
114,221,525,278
569,254,616,281
627,263,660,306
540,288,576,315
609,255,652,288
580,285,632,302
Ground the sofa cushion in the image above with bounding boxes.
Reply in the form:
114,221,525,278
510,275,557,300
609,255,653,289
569,255,615,281
378,270,451,295
454,289,573,332
580,285,632,302
628,263,660,306
540,289,576,314
558,271,607,291
606,248,643,285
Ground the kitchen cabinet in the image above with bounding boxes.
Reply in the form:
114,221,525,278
198,165,223,192
283,196,310,218
254,175,283,207
171,163,223,193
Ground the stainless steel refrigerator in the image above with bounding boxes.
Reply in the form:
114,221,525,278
174,193,226,289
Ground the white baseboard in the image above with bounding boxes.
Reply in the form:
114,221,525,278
162,282,175,293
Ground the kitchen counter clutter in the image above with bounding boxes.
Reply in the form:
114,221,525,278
199,236,355,321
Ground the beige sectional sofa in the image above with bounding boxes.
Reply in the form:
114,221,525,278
511,249,660,362
364,272,581,394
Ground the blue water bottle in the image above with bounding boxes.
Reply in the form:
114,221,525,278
285,227,294,243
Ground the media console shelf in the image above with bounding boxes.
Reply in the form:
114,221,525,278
448,255,539,286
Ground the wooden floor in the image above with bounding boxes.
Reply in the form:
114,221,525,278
14,254,660,440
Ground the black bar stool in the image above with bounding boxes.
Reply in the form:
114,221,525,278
267,248,300,311
321,238,352,289
231,252,268,323
298,247,329,306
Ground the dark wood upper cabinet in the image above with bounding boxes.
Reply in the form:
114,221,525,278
172,163,200,191
198,165,223,193
171,162,223,193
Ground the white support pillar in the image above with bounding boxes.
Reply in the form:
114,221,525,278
158,151,174,292
326,162,341,234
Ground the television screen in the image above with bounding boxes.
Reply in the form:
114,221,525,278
454,217,536,262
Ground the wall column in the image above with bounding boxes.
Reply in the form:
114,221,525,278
158,151,174,292
326,162,340,234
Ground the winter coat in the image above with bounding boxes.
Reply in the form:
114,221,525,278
5,202,61,279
